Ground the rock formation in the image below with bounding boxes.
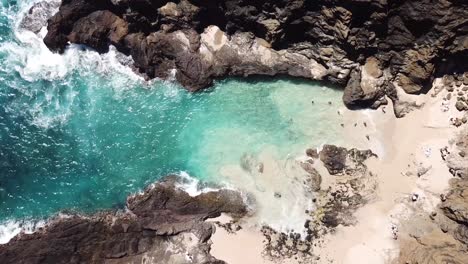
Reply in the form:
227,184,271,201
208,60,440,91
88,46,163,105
259,145,378,261
398,128,468,264
41,0,467,109
319,144,376,175
441,128,468,245
0,176,246,264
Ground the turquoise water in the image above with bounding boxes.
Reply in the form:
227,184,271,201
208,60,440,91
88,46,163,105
0,0,344,222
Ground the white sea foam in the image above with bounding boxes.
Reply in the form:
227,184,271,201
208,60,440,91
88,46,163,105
0,220,46,244
0,0,147,129
218,147,316,236
175,171,219,196
1,29,143,85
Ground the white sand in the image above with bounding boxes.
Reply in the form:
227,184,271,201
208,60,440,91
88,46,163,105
210,81,460,264
315,83,458,264
210,215,276,264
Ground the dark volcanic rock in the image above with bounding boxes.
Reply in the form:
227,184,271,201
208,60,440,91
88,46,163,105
0,177,246,264
319,144,348,175
319,144,376,175
68,10,129,53
40,0,468,108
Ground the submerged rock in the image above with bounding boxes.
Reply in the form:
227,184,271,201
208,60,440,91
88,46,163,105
300,162,322,192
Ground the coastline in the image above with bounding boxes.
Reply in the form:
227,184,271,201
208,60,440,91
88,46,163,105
1,78,465,263
204,79,467,264
0,0,467,263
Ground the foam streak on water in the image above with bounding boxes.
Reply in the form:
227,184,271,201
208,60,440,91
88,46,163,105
0,0,346,240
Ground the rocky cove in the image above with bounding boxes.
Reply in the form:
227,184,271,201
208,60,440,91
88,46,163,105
41,0,467,110
0,0,468,264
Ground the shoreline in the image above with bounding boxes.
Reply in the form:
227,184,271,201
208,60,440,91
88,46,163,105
206,79,467,264
1,78,465,264
0,1,467,263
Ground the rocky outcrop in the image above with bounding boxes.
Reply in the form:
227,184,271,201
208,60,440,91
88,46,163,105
398,129,468,264
316,146,378,227
441,128,468,245
39,0,468,108
398,233,468,264
258,145,378,261
319,145,348,175
441,179,468,226
319,144,376,175
20,0,60,34
0,176,246,264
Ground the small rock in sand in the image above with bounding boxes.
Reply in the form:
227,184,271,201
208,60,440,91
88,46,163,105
440,194,447,202
455,101,468,111
306,148,319,159
391,224,398,240
449,167,456,176
417,166,432,177
440,223,449,233
411,193,419,202
257,162,264,173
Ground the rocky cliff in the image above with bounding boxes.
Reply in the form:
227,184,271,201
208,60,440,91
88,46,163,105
41,0,467,109
0,177,246,264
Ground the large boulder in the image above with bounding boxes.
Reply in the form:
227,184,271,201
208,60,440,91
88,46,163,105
342,57,386,109
68,10,129,53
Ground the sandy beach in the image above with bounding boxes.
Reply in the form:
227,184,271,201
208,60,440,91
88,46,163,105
209,79,465,264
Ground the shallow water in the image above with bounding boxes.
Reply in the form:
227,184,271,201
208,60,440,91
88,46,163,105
0,0,345,232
